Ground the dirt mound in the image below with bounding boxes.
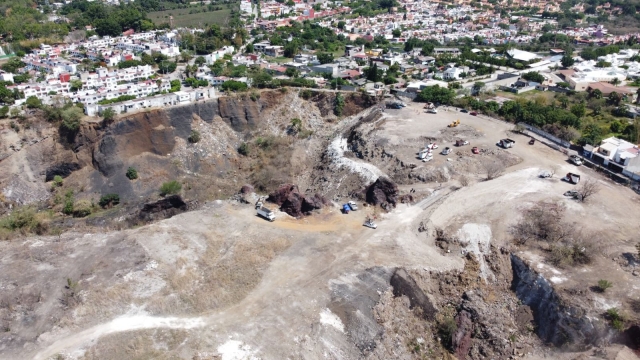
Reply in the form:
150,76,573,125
365,177,398,209
267,184,327,217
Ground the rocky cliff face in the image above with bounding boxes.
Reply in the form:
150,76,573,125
510,254,612,349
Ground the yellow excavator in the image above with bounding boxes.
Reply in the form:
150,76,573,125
448,119,460,128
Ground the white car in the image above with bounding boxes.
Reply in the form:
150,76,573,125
427,143,439,150
441,147,451,155
348,201,358,211
363,218,378,229
422,154,433,162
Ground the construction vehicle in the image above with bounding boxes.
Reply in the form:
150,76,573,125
257,207,275,221
348,201,358,211
563,173,581,184
499,138,515,148
426,143,439,150
363,216,378,229
422,153,433,162
448,120,460,128
455,139,469,146
418,148,432,160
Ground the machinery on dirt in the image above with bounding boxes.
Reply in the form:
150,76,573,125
257,207,276,222
363,216,378,229
348,201,358,211
472,146,479,154
455,139,469,146
422,153,434,162
563,173,581,184
441,147,451,155
448,120,460,128
418,148,432,160
342,204,351,214
499,138,515,148
569,155,583,166
426,143,438,150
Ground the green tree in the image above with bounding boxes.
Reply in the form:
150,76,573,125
416,85,455,104
570,103,586,118
591,89,603,99
61,107,84,132
102,108,115,122
317,52,334,64
611,77,620,86
334,93,345,116
522,71,545,83
25,96,42,109
609,92,622,106
69,79,83,92
561,54,574,68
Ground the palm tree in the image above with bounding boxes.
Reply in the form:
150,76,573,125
611,77,621,87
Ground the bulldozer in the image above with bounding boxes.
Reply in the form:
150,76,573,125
448,119,460,128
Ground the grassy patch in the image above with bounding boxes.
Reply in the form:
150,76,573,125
148,7,232,27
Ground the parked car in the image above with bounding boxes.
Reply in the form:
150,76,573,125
539,171,552,178
427,143,439,149
472,146,479,154
569,155,583,166
348,201,358,211
461,109,469,113
470,111,478,116
441,147,451,155
455,139,469,146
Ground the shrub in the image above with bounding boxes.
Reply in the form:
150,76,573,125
334,93,345,116
597,279,613,292
238,142,249,156
606,308,625,331
25,96,42,109
160,181,182,196
300,89,313,99
437,315,457,350
188,130,201,143
63,199,74,215
72,200,92,218
249,91,260,101
98,194,120,208
0,207,49,236
126,167,138,180
53,175,63,187
60,107,83,132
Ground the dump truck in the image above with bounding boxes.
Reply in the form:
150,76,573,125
499,138,515,148
257,207,275,221
563,173,581,184
448,120,460,128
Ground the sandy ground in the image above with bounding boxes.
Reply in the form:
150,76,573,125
3,102,640,359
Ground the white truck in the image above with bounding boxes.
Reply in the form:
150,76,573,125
499,138,515,148
257,207,275,221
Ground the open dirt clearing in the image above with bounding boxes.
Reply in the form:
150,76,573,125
2,101,640,359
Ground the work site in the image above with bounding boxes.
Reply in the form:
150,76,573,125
0,89,639,360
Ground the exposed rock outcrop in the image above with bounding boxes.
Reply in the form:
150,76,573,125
390,268,437,320
511,254,612,348
365,177,398,209
138,195,188,222
267,184,327,217
45,162,81,181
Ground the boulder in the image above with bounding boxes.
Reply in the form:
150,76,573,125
45,163,81,181
240,184,255,194
268,184,326,217
138,195,188,221
365,177,398,208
